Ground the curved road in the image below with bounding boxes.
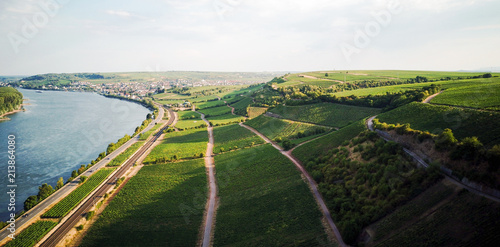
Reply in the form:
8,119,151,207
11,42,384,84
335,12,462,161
239,123,347,247
37,107,175,247
0,106,166,245
198,112,218,247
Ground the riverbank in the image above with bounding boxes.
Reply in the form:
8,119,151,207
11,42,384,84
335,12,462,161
0,104,27,121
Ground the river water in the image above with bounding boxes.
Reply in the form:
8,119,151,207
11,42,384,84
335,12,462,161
0,89,150,221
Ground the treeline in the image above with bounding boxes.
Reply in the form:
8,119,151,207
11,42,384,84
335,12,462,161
103,94,157,112
0,87,23,115
373,119,500,189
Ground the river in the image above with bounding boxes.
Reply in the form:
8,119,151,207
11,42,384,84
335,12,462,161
0,89,150,221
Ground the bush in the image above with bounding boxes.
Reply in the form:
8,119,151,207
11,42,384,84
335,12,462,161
86,211,95,221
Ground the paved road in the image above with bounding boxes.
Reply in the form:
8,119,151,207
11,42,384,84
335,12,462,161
0,106,165,244
239,123,348,247
198,112,218,247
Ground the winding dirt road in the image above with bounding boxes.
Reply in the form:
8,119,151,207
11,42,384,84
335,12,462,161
422,90,443,103
198,112,218,247
239,123,347,247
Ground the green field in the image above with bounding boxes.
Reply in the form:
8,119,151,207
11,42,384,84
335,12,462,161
206,113,245,127
80,159,207,247
213,124,265,154
175,110,207,130
107,142,143,167
292,119,366,163
4,221,57,247
198,105,232,117
143,128,207,163
195,99,226,109
430,78,500,110
377,102,500,146
230,96,253,116
247,106,267,119
213,145,332,246
245,115,331,143
270,102,381,128
374,190,500,247
42,169,115,218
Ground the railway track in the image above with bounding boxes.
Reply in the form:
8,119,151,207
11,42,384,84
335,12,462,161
40,107,175,247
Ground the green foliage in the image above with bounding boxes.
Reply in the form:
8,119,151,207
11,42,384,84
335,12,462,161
231,96,253,116
377,102,500,146
107,142,143,167
270,102,381,127
435,128,458,151
86,211,95,221
0,87,23,116
4,221,57,247
79,175,88,184
198,105,231,117
431,77,500,110
76,225,84,231
144,128,208,163
80,160,206,247
106,134,131,155
206,113,245,127
56,177,64,190
23,195,39,211
37,183,54,201
213,124,264,154
247,106,267,119
42,169,114,218
213,145,331,246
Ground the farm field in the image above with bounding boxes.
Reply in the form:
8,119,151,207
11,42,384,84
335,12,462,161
198,105,232,117
42,169,115,218
143,128,208,163
206,113,245,126
213,123,265,154
194,99,226,109
292,119,366,163
175,110,206,130
79,159,207,247
213,145,332,246
247,106,267,119
4,221,57,247
244,115,331,143
270,102,381,128
373,190,500,247
376,102,500,146
229,96,253,116
430,78,500,110
107,142,143,167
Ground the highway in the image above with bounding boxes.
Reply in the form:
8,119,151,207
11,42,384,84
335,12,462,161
39,106,174,247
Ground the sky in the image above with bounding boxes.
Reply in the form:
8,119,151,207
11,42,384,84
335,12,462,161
0,0,499,76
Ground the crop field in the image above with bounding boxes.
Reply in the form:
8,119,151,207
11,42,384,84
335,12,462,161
143,128,208,163
42,169,115,218
206,113,245,126
277,74,339,88
198,105,232,117
213,145,332,246
177,110,200,120
371,181,455,242
270,102,381,128
175,111,206,130
213,124,265,154
374,190,500,247
430,78,500,110
107,142,143,167
247,106,267,118
4,221,57,247
292,119,366,163
245,115,331,143
80,159,207,247
230,96,253,116
376,102,500,146
194,99,226,109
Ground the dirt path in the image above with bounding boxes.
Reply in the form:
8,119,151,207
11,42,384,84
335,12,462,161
422,90,444,103
298,74,344,84
239,123,347,247
198,112,218,247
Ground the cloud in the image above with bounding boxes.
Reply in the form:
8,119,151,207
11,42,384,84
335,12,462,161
106,10,132,17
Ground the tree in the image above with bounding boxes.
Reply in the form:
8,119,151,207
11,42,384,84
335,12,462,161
435,128,457,151
71,170,78,178
56,177,64,190
24,195,38,211
451,136,483,161
483,73,492,78
282,140,295,150
487,145,500,171
325,73,329,77
146,113,152,120
37,183,54,200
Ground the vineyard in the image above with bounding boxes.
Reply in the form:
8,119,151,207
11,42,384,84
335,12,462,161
206,113,245,127
4,221,57,247
197,105,231,117
374,190,500,247
270,102,381,127
143,128,207,163
41,169,115,218
377,102,500,146
107,142,143,167
175,111,206,130
213,124,265,154
195,99,226,109
79,159,207,247
229,96,253,116
430,78,500,110
213,145,332,246
247,106,267,119
245,115,331,143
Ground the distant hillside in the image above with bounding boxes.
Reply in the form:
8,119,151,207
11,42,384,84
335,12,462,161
0,86,23,116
